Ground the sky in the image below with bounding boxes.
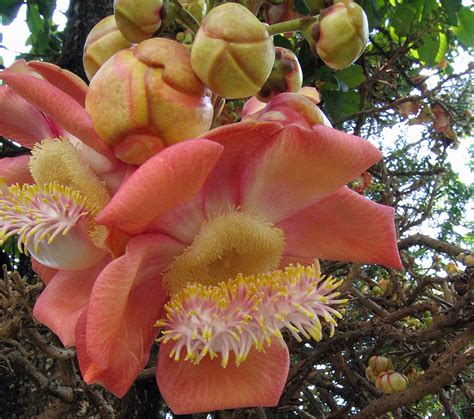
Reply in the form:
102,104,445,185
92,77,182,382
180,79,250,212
0,0,472,187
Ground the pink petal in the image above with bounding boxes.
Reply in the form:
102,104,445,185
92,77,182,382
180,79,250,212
0,155,34,185
278,187,403,269
200,121,283,215
85,234,185,395
33,256,111,347
240,124,382,223
0,72,113,159
76,310,141,397
96,140,223,236
242,96,266,118
27,61,88,107
156,340,289,414
32,258,58,285
0,86,54,147
148,193,206,245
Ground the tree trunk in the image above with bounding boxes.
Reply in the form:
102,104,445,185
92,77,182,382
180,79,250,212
56,0,114,80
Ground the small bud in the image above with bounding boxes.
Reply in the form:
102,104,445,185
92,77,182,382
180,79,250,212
365,366,376,383
406,367,423,385
191,3,275,99
464,254,474,267
114,0,165,43
83,15,132,81
249,92,331,129
311,0,369,70
445,261,459,276
376,371,408,394
256,47,303,103
86,38,213,165
368,356,393,375
179,0,207,22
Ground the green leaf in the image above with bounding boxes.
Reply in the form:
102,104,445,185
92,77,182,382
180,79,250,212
440,0,462,26
273,35,293,50
38,0,56,19
335,65,366,90
391,4,416,36
360,0,384,29
322,90,360,121
0,0,22,25
421,0,438,19
453,7,474,48
418,30,448,66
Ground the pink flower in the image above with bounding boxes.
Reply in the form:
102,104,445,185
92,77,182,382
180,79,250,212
0,61,128,347
80,94,402,411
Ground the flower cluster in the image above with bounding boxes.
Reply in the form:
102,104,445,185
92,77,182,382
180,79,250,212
0,0,400,414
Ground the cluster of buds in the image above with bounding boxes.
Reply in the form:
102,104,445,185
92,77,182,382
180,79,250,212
79,0,372,164
365,356,410,394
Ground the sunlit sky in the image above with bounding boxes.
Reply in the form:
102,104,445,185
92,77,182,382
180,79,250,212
0,0,471,188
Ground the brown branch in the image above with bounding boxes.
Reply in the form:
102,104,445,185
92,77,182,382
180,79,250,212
7,351,75,402
23,329,76,360
398,234,469,258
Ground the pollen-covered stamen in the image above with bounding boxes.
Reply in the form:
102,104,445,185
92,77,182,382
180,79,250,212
0,182,106,270
156,264,347,368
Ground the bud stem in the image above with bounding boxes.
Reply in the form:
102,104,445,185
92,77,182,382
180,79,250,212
266,16,318,36
170,0,200,34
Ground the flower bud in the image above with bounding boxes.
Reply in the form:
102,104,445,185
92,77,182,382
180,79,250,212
179,0,207,22
376,371,408,394
312,0,369,70
83,16,132,81
445,261,459,276
368,356,393,375
114,0,165,43
256,47,303,102
86,38,213,165
406,367,423,385
191,3,275,99
365,366,376,383
248,92,331,129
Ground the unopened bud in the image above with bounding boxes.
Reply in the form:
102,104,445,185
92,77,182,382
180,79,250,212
191,3,275,99
376,371,408,394
86,38,213,165
365,366,376,383
406,367,423,385
83,16,132,81
445,261,459,276
368,356,393,375
250,92,331,129
179,0,207,22
114,0,166,43
312,0,368,70
256,47,303,102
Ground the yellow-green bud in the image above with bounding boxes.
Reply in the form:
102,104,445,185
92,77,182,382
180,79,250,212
256,47,303,103
114,0,166,43
368,356,393,375
376,371,408,394
86,38,213,165
179,0,207,22
83,15,132,81
191,3,275,99
312,0,368,70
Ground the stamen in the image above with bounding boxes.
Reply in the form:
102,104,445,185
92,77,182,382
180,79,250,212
0,183,105,269
156,264,347,367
